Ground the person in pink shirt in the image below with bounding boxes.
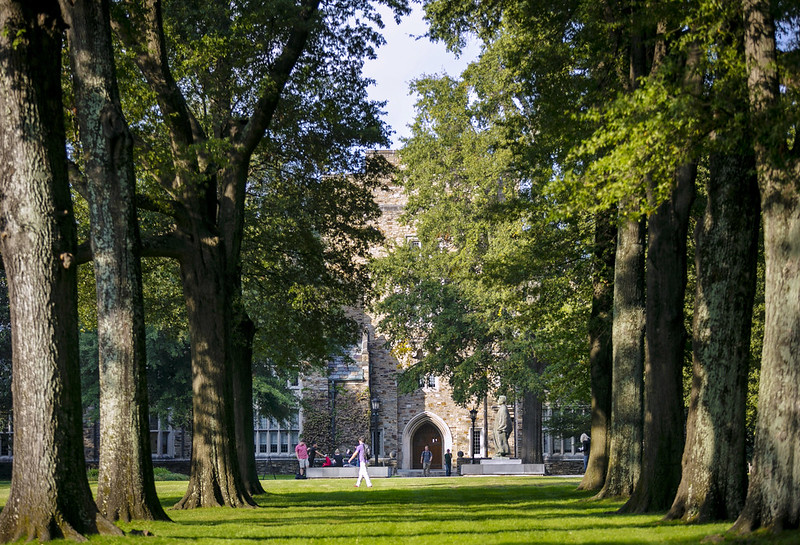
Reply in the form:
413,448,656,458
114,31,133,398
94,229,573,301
295,438,309,479
348,436,372,488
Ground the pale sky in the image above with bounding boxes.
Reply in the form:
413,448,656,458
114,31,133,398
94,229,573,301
362,4,480,149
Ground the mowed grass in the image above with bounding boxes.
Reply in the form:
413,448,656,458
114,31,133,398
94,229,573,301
1,476,798,544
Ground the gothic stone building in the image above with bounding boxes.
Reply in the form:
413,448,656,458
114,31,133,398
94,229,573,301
294,150,583,472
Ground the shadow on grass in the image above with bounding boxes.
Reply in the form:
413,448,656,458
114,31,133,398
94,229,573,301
115,479,798,544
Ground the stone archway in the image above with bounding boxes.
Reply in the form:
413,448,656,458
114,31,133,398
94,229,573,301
401,412,452,470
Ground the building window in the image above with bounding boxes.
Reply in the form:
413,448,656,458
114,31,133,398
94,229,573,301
149,415,173,458
254,412,300,457
418,375,437,389
406,235,421,249
0,417,12,457
471,429,481,458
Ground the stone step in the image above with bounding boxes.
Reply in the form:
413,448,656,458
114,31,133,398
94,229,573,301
395,469,449,477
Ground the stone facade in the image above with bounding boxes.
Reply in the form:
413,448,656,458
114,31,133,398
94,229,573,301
298,150,538,471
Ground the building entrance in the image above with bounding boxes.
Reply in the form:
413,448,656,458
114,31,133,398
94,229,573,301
412,422,442,469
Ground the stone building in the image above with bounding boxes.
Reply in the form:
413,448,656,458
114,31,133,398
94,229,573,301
292,150,583,473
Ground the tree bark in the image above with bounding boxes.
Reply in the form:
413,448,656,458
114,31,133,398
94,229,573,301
733,0,800,533
579,209,616,491
596,214,645,499
174,239,255,509
0,1,121,539
622,161,695,514
666,148,759,522
61,0,169,522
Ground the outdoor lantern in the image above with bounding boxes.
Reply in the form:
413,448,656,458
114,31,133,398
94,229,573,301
469,407,478,463
371,398,380,464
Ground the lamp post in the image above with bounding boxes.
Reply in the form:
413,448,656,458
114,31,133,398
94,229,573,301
469,407,478,464
371,397,380,465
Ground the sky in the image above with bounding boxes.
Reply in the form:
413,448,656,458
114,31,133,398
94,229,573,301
362,5,480,149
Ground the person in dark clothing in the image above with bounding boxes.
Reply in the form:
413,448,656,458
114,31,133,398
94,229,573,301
332,449,344,467
308,442,323,467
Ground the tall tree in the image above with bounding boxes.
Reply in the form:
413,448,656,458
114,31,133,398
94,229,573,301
666,4,760,521
111,0,405,506
733,0,800,533
0,0,121,539
60,0,168,521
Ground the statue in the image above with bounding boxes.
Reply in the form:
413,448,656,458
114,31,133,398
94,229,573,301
493,395,511,456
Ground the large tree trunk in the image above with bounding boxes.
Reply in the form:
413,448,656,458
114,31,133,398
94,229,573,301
579,209,616,491
596,214,645,499
622,163,695,513
519,389,543,464
0,2,121,539
667,149,759,522
733,0,800,532
174,240,255,509
62,0,168,522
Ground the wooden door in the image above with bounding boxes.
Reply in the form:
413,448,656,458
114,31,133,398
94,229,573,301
412,422,442,469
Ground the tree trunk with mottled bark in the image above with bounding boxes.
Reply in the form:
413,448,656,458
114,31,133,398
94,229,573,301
0,1,121,539
61,0,169,522
579,209,616,491
666,148,759,522
596,214,645,499
732,0,800,533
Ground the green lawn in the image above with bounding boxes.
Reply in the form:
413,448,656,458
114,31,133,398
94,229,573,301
1,476,798,544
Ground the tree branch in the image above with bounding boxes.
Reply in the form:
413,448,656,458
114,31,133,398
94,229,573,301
136,192,190,226
140,229,191,260
239,0,321,156
111,1,207,159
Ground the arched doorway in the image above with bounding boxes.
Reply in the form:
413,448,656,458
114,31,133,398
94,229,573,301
412,422,442,469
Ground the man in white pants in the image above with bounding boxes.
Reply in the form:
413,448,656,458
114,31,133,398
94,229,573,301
348,436,372,488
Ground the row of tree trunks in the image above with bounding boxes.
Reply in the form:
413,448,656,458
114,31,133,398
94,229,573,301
0,1,121,539
60,0,169,522
579,209,616,491
622,161,696,513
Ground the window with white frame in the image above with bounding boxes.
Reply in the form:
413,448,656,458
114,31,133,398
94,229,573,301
406,235,421,249
254,412,300,456
149,415,173,457
418,375,437,389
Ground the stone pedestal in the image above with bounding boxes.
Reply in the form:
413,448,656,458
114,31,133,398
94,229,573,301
460,458,544,476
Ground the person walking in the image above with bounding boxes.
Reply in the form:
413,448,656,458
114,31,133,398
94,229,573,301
295,437,309,479
420,445,433,477
348,437,372,488
444,449,453,476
